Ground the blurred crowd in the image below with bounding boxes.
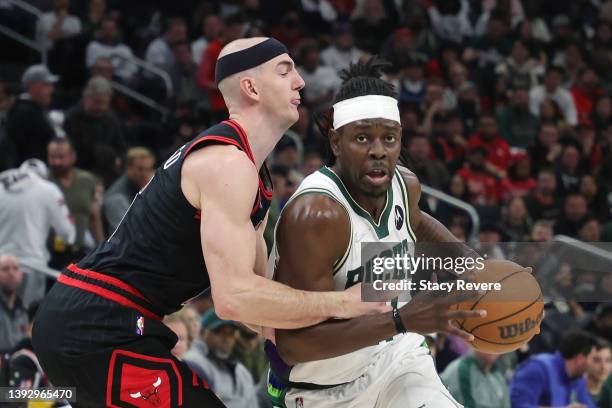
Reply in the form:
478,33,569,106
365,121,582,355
1,0,612,407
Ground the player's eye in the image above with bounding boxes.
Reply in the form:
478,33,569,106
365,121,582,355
356,134,368,143
385,135,397,143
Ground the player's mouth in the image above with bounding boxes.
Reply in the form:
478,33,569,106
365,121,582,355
291,98,301,106
364,169,389,186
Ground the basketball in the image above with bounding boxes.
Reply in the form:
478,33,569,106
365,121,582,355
453,260,544,354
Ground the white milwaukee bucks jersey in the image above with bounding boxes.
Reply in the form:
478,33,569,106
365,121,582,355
267,166,425,386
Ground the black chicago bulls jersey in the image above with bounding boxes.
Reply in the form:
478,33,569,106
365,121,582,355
77,119,273,315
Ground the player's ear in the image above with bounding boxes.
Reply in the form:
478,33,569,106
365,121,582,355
329,128,341,157
239,77,259,101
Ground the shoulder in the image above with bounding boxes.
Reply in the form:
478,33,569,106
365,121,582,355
182,144,258,189
397,165,421,203
280,192,349,235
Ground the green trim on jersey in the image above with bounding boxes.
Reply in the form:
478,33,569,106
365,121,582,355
395,168,417,243
286,188,353,273
319,167,393,239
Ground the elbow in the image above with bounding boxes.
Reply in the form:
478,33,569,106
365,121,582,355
213,294,240,321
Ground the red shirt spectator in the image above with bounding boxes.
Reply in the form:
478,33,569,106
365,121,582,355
570,67,605,125
468,114,511,173
499,154,536,201
457,147,500,205
196,39,225,113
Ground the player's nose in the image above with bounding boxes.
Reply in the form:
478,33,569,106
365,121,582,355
293,71,305,91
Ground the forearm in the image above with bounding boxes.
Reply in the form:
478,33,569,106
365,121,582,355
276,311,396,364
217,273,348,329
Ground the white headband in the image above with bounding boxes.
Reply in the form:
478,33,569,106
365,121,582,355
332,95,400,129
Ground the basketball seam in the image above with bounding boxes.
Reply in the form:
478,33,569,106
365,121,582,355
457,268,530,328
468,294,543,332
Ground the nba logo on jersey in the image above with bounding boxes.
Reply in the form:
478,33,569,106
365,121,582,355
295,397,304,407
394,205,404,230
136,315,144,335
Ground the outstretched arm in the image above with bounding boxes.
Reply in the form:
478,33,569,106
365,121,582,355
274,192,483,365
181,145,388,329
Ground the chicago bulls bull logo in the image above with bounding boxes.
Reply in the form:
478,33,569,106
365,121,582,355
108,350,180,408
129,376,162,406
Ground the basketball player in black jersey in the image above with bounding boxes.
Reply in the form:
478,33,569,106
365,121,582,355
32,37,388,407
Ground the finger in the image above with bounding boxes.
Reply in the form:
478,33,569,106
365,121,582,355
444,323,475,342
445,309,487,320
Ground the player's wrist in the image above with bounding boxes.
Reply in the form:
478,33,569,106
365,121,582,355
392,306,407,334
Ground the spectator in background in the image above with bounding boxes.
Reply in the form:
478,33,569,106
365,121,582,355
176,305,203,346
320,23,365,74
580,174,610,222
556,143,584,194
524,167,562,221
530,66,578,126
500,154,536,201
0,255,27,352
297,40,341,109
495,39,545,89
577,217,602,242
102,147,155,233
85,17,137,82
5,301,49,390
495,84,540,148
396,57,426,106
441,350,511,408
401,133,449,190
163,313,190,359
191,14,224,66
233,324,267,385
47,138,103,257
174,42,207,108
196,13,246,121
501,196,532,241
457,146,500,206
5,65,58,166
298,0,338,35
301,150,323,177
145,17,187,92
0,160,75,306
528,123,563,176
510,331,597,408
89,57,114,80
427,0,473,44
571,67,605,125
585,338,612,407
36,0,82,51
64,76,125,187
555,193,589,238
351,0,399,54
531,219,554,242
592,95,612,134
183,309,257,408
468,113,511,178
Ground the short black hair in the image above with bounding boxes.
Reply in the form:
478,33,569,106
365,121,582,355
559,330,596,359
49,137,74,151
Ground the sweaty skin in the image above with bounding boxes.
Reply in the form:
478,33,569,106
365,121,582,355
273,119,486,365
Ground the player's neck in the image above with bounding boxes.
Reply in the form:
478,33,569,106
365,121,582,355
332,165,388,221
228,113,286,169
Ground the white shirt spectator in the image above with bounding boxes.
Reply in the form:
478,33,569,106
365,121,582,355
146,37,175,73
0,167,75,265
321,45,365,73
191,37,208,65
86,42,138,81
301,0,338,22
36,11,82,50
297,65,342,105
428,0,473,43
529,85,578,125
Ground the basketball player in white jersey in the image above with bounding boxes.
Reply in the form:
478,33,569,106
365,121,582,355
265,59,493,408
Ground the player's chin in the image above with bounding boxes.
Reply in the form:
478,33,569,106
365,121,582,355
360,179,391,197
